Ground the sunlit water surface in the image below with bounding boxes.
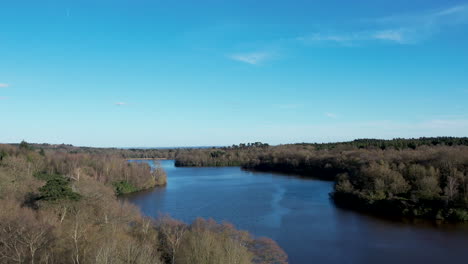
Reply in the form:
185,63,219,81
124,160,468,264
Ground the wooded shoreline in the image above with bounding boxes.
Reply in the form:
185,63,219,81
172,138,468,222
0,142,287,264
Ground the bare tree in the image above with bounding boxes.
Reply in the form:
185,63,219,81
157,215,187,264
0,200,53,264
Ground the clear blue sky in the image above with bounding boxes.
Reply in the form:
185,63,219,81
1,0,468,147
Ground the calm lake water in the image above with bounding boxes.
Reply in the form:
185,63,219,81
125,160,468,264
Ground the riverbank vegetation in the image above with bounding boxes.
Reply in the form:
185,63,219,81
6,138,468,222
0,142,287,264
158,137,468,222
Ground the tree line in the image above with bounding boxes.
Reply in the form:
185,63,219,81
0,142,287,264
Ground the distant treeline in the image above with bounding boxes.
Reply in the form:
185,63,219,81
0,142,287,264
304,137,468,150
26,137,468,161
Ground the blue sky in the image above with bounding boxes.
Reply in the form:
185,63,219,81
1,0,468,147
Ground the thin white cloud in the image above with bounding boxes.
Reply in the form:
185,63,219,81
229,52,271,65
0,83,9,88
298,30,412,45
325,112,338,118
372,30,405,43
435,5,467,16
376,4,468,25
373,4,468,43
299,4,468,45
115,102,127,106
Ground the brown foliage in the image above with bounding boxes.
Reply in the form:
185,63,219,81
0,143,287,263
250,237,288,264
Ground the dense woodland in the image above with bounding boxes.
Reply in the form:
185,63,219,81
0,142,287,264
171,138,468,221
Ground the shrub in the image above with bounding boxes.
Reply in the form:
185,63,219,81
112,181,138,195
38,175,81,201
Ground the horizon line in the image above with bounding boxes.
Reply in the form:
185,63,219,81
2,136,466,149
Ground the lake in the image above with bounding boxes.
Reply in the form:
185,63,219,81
124,160,468,264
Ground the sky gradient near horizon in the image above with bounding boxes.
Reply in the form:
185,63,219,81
1,0,468,147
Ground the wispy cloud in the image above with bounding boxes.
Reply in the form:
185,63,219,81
115,102,127,106
0,96,8,100
372,30,405,43
372,4,468,43
325,112,338,118
298,30,411,45
0,83,9,88
375,4,468,25
298,4,468,45
229,52,272,65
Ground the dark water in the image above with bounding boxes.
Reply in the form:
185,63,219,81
125,160,468,264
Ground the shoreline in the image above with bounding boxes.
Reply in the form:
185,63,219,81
127,158,169,160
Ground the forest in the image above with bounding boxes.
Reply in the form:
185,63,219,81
168,138,468,221
11,137,468,222
0,142,287,264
